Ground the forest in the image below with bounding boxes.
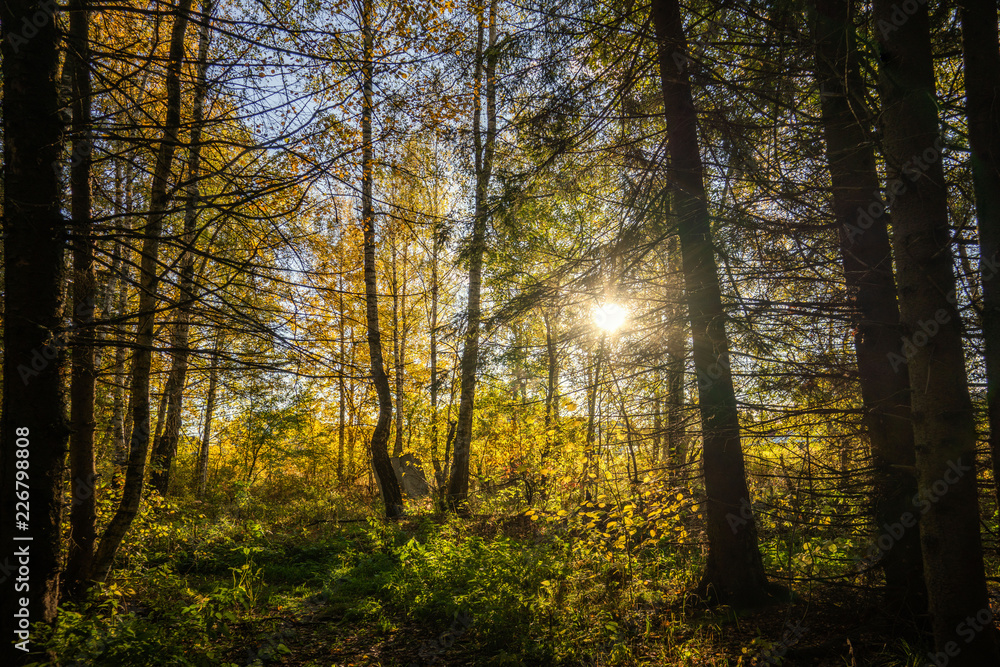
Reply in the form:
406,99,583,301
2,0,1000,664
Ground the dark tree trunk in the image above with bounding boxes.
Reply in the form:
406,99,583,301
361,0,404,518
650,0,772,607
958,0,1000,523
65,0,98,601
447,0,498,508
92,0,192,582
0,0,69,659
873,0,999,659
810,0,925,618
150,0,212,496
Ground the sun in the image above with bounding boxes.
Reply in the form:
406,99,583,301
593,302,627,333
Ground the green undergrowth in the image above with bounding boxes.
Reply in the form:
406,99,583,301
32,494,743,666
30,487,936,666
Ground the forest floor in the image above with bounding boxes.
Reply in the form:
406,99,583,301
41,498,943,666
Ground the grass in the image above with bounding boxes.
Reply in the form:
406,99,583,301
32,490,955,666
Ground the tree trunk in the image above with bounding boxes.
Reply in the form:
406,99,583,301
110,175,134,480
150,0,213,497
585,340,603,497
543,308,559,465
430,216,443,488
197,342,219,498
873,0,999,659
389,229,409,461
663,243,687,468
65,0,98,601
958,0,1000,525
361,0,404,518
92,0,193,582
448,0,498,507
810,0,925,618
650,0,772,607
652,392,663,463
92,164,124,379
338,250,347,483
664,334,685,466
397,240,409,456
0,0,69,658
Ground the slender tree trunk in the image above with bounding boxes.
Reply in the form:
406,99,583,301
872,0,999,659
650,0,772,606
197,342,219,498
92,0,193,582
810,0,926,618
150,0,213,496
662,241,687,468
958,0,1000,521
347,340,358,479
390,230,409,460
152,386,169,451
338,252,347,483
65,0,97,601
430,218,443,488
665,324,685,466
111,175,134,480
448,0,498,507
585,339,603,496
543,308,559,464
361,0,404,518
441,351,460,498
391,228,402,457
92,163,124,379
0,0,69,658
393,244,409,456
652,393,663,463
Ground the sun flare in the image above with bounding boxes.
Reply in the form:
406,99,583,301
593,302,627,333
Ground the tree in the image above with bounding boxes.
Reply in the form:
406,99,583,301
64,0,98,601
809,0,925,618
92,0,193,582
958,0,1000,516
650,0,773,606
873,0,999,659
150,0,215,497
448,0,499,508
361,0,405,518
0,0,69,660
